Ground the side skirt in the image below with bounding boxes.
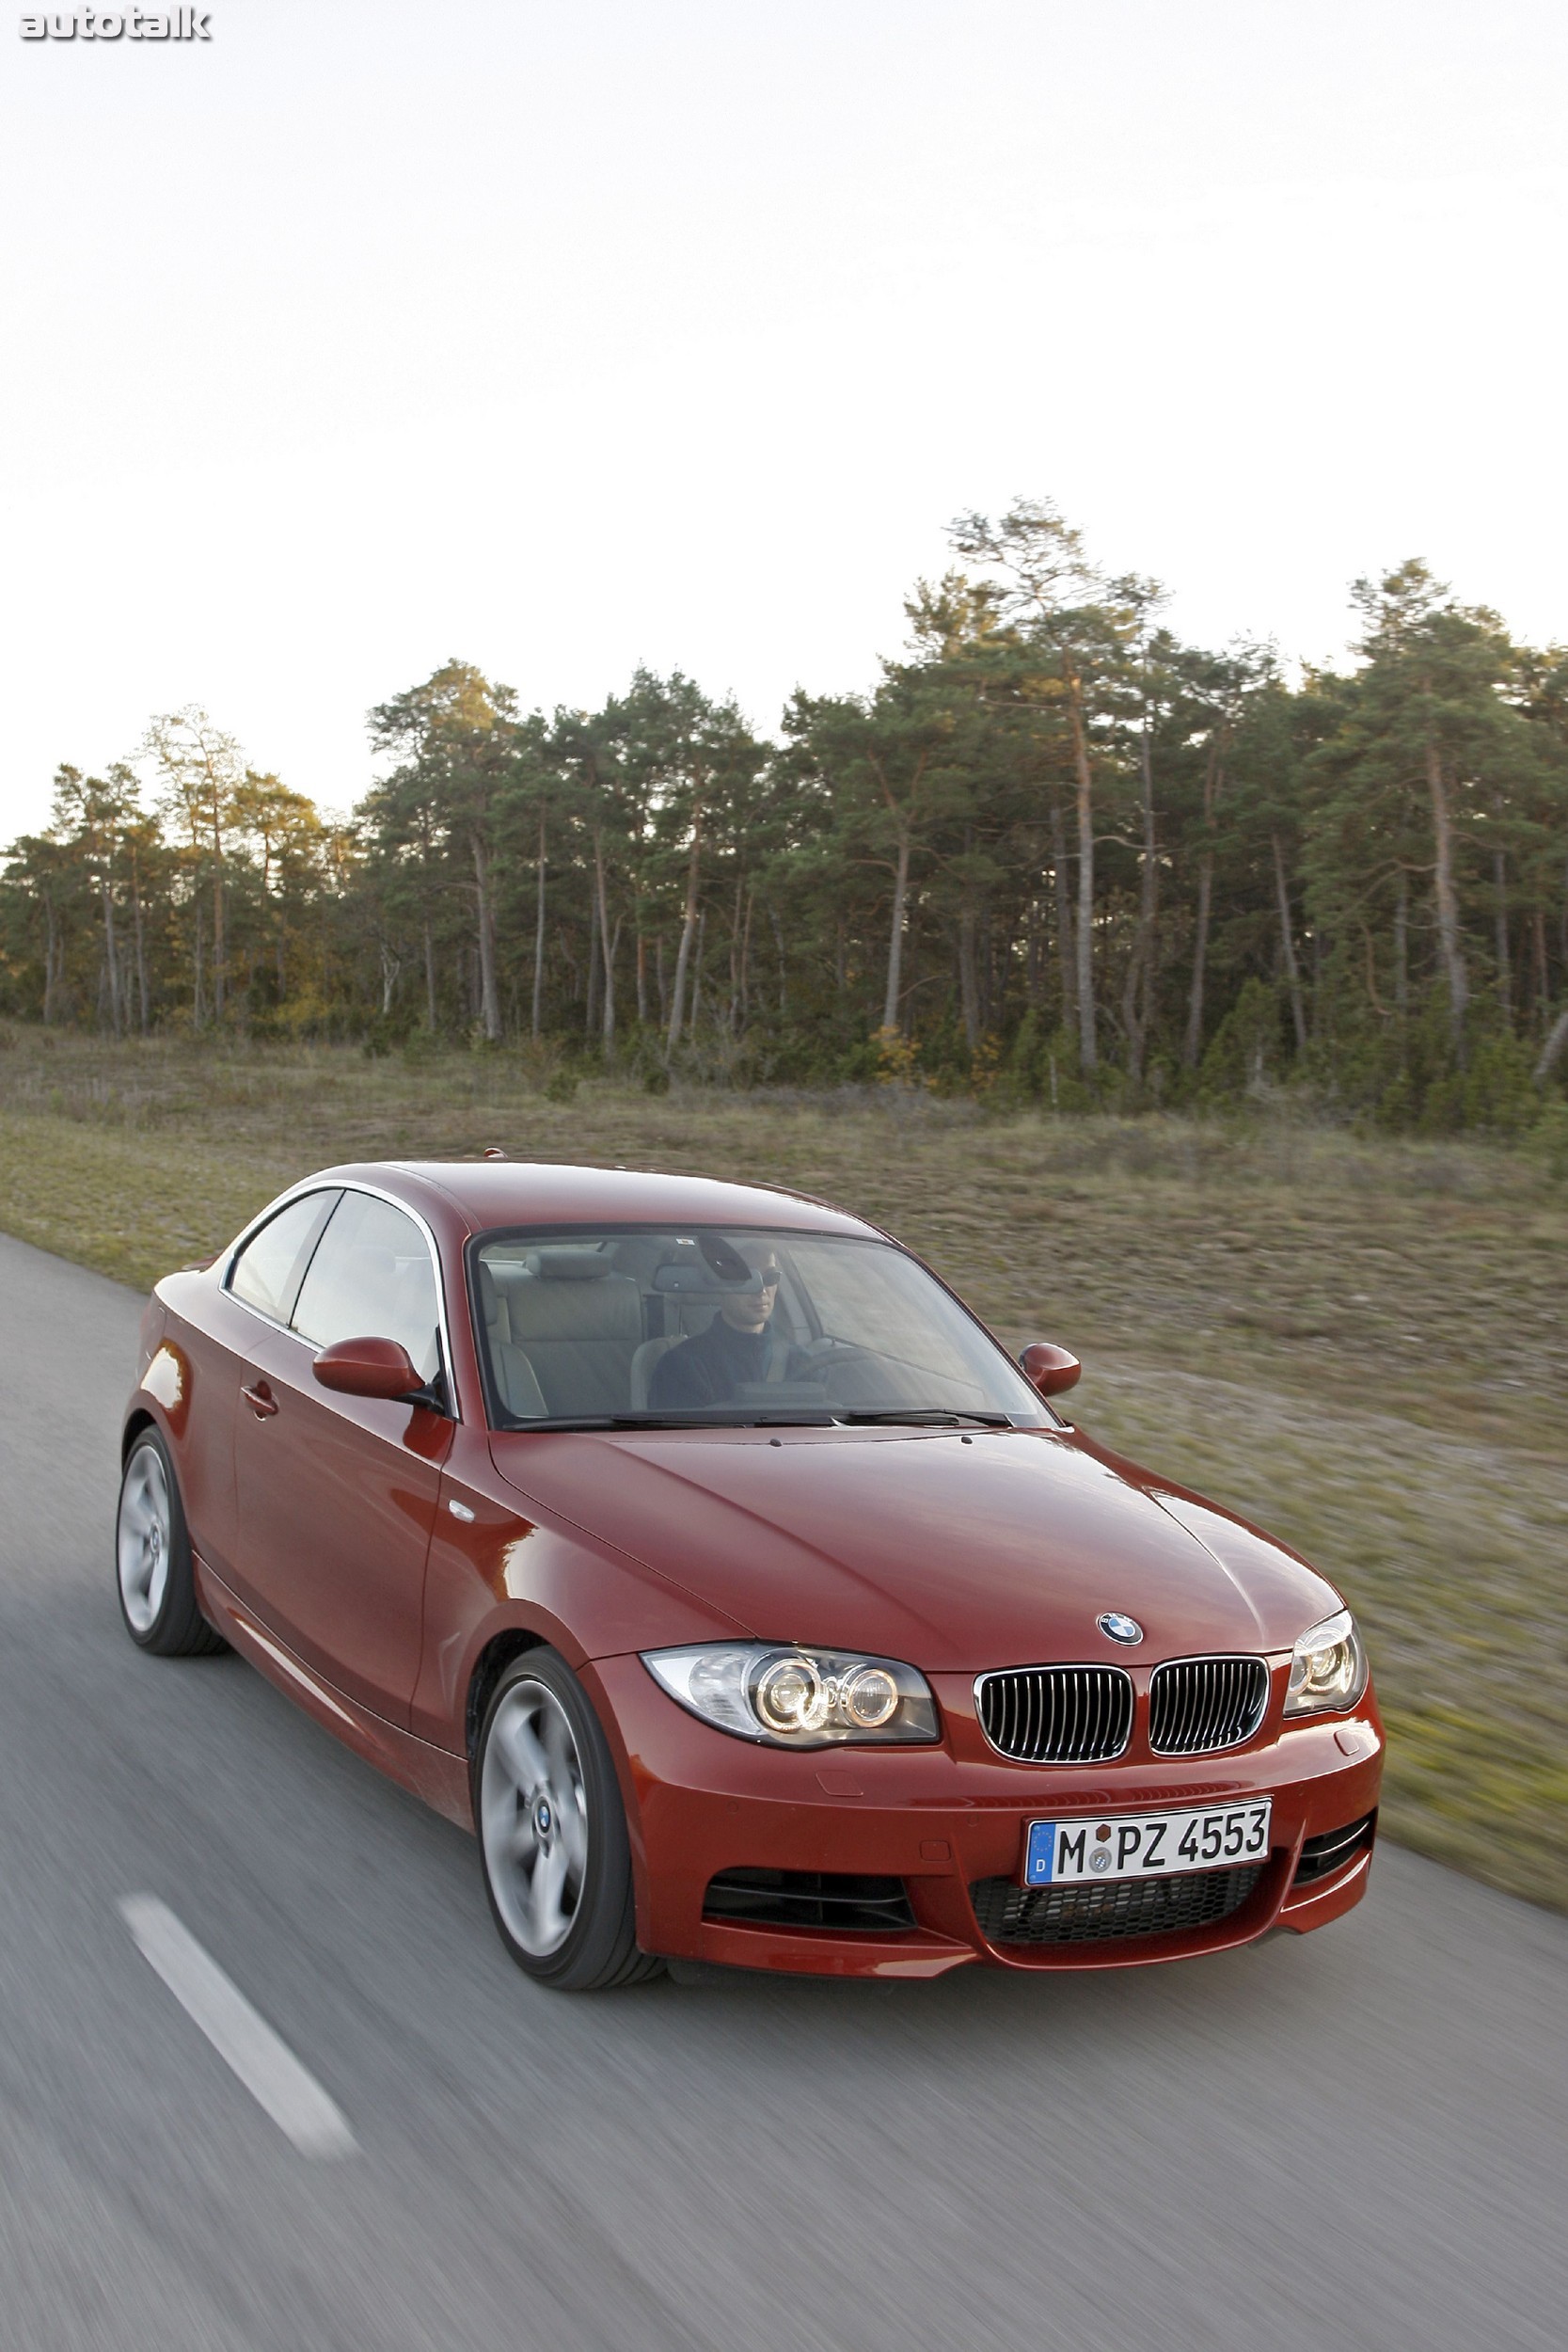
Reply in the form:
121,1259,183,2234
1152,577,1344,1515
195,1555,474,1831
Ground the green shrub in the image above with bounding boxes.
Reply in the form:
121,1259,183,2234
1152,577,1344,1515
1528,1097,1568,1183
1196,979,1284,1104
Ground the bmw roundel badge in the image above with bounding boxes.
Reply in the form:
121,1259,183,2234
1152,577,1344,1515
1097,1612,1144,1645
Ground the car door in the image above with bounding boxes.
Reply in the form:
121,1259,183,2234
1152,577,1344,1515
230,1186,453,1726
186,1187,341,1585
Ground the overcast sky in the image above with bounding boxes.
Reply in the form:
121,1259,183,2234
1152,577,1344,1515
2,0,1564,832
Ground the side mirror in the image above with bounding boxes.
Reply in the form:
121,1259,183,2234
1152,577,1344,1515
1021,1341,1081,1399
313,1336,423,1401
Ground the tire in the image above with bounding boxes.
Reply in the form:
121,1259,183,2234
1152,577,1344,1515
116,1428,226,1658
474,1648,662,1992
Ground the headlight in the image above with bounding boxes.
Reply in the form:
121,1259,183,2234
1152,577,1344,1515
1284,1609,1369,1717
641,1645,940,1747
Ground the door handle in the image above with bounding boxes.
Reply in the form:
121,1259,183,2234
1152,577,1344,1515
241,1381,278,1419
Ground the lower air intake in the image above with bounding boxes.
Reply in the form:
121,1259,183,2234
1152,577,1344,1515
1293,1814,1376,1883
703,1868,915,1934
971,1864,1263,1947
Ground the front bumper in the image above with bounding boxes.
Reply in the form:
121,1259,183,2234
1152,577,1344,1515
589,1653,1385,1977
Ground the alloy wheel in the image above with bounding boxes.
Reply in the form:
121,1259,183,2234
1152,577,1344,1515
118,1442,172,1637
480,1677,590,1956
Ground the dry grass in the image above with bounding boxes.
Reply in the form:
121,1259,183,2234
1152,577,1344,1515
3,1025,1565,1908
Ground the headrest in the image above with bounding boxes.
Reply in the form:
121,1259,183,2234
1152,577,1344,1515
506,1270,642,1343
526,1247,618,1281
477,1263,502,1325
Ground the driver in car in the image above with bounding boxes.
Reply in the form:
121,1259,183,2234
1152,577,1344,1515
648,1248,803,1410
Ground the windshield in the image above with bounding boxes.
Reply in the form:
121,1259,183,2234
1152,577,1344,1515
470,1225,1049,1429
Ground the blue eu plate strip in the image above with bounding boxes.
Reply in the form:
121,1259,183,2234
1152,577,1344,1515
1025,1822,1056,1885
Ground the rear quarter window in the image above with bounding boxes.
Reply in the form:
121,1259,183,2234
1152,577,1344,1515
228,1191,340,1326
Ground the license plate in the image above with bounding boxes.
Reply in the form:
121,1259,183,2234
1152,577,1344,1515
1024,1800,1272,1886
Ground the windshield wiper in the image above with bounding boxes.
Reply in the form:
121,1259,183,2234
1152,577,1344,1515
508,1410,836,1432
833,1408,1014,1428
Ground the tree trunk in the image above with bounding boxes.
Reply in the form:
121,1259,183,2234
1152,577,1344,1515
133,876,150,1034
471,834,501,1041
1068,684,1097,1071
1272,833,1308,1056
958,905,980,1051
1494,837,1511,1018
41,896,58,1024
1124,728,1160,1082
727,876,745,1032
210,803,226,1021
689,906,706,1038
1535,1004,1568,1083
1048,802,1075,1035
773,907,790,1017
1426,740,1468,1055
1183,854,1213,1070
531,808,547,1041
635,925,648,1027
1183,739,1225,1071
193,900,205,1028
666,809,705,1054
585,885,601,1038
1394,868,1409,1018
881,831,911,1032
424,915,438,1033
99,878,121,1038
211,875,226,1017
594,823,616,1050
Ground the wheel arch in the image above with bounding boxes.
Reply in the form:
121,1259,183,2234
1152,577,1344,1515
121,1406,158,1464
465,1628,550,1762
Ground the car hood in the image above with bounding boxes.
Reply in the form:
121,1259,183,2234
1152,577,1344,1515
488,1425,1340,1671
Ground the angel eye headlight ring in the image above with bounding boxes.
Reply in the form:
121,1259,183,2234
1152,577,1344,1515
1284,1608,1370,1717
838,1664,900,1729
753,1653,830,1734
641,1645,941,1747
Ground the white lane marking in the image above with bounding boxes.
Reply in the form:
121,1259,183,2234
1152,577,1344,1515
118,1896,357,2161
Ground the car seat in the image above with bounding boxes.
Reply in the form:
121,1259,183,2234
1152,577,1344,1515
477,1262,547,1419
499,1249,641,1417
629,1298,720,1409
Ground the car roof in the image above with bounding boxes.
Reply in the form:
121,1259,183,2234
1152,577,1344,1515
309,1159,879,1240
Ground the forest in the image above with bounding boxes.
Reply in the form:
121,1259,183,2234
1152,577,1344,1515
5,500,1567,1130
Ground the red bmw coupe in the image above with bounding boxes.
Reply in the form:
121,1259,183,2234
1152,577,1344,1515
118,1160,1383,1989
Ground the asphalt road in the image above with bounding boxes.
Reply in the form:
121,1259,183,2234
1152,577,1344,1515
1,1230,1563,2352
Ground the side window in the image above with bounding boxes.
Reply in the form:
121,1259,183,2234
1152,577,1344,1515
291,1191,442,1385
229,1191,340,1326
